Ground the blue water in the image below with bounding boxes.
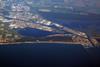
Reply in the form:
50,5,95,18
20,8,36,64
39,12,100,33
18,28,59,37
18,12,100,37
0,44,100,66
0,13,100,66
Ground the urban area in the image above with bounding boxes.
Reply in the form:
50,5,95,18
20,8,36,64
0,0,99,47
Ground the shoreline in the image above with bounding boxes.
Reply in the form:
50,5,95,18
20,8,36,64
0,41,81,45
